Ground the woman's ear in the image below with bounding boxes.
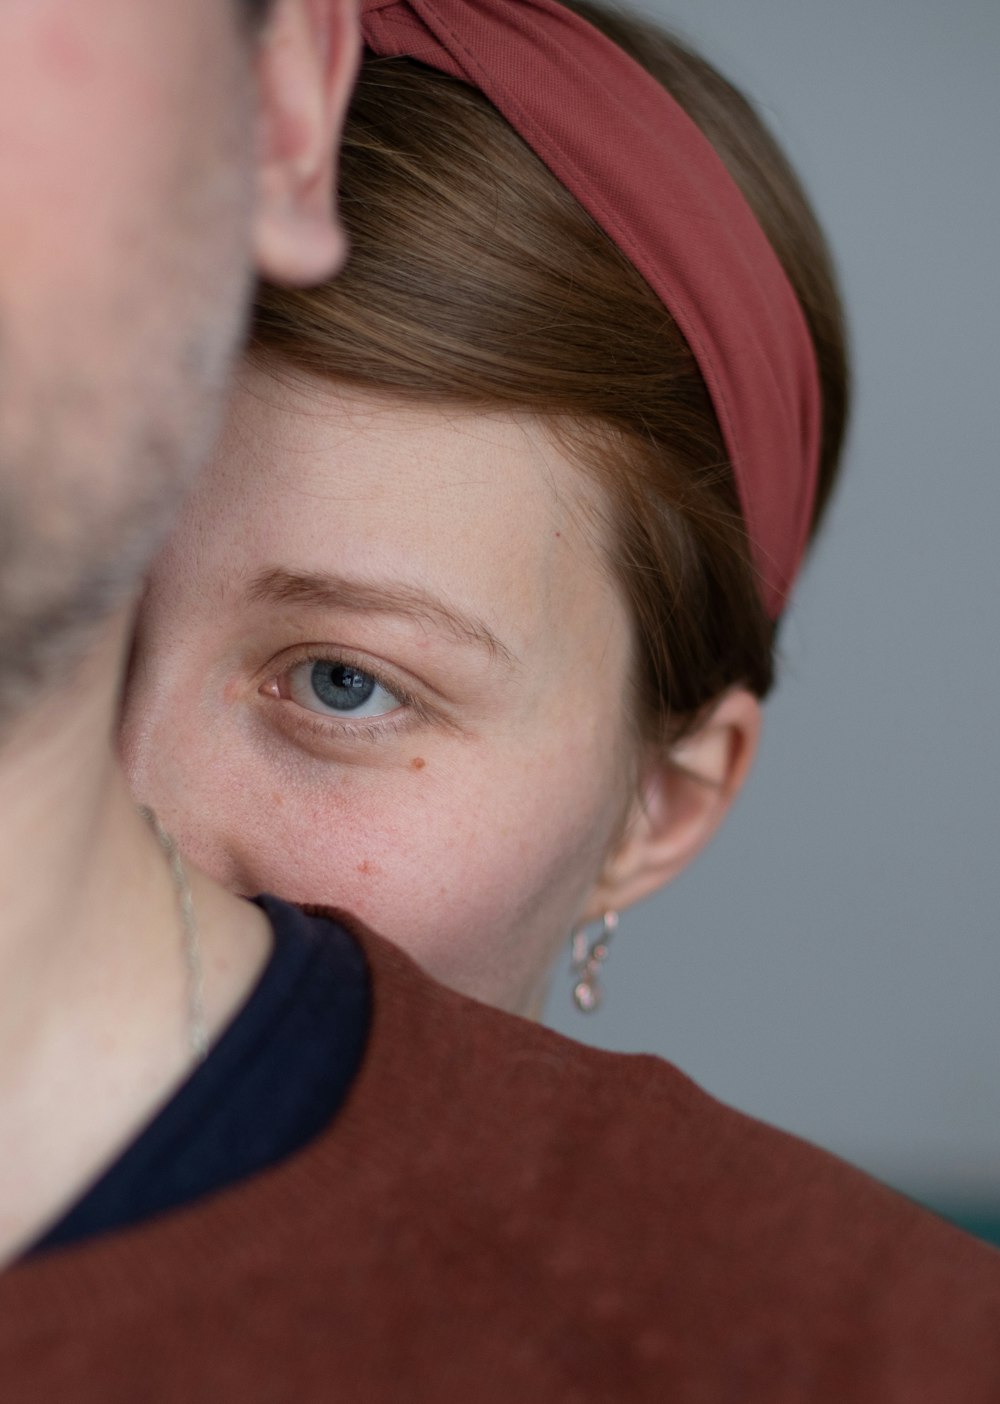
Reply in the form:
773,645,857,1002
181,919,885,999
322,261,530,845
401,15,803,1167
582,688,762,920
252,0,361,287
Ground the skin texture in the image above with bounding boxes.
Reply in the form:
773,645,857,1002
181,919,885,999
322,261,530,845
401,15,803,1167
0,0,358,1260
0,0,356,723
0,0,256,719
123,364,761,1016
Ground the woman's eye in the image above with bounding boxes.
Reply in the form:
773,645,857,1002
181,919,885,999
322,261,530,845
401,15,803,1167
284,659,403,721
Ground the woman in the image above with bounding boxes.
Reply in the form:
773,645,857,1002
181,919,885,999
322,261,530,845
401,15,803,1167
121,0,845,1021
18,3,1000,1393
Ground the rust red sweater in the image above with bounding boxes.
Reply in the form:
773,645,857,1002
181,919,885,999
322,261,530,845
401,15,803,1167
2,926,1000,1401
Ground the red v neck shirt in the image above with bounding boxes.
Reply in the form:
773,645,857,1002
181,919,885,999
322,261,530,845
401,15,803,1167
2,902,1000,1401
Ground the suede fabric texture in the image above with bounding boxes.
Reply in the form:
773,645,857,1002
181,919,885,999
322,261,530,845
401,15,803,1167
2,919,999,1401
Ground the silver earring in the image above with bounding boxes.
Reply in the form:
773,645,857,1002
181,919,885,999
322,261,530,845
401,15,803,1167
570,911,619,1013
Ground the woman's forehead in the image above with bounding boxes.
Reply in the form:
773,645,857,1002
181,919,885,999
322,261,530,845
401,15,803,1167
213,371,625,657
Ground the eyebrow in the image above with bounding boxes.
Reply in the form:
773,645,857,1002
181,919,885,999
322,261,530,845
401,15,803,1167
247,567,516,667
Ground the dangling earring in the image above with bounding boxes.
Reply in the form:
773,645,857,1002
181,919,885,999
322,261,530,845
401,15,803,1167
570,911,619,1013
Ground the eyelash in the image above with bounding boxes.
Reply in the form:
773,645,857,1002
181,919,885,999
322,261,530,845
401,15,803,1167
261,646,433,747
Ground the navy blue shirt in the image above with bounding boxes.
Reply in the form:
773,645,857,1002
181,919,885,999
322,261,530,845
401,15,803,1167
32,896,370,1255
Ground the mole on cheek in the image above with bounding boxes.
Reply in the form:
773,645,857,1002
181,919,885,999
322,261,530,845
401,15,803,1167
271,791,284,809
356,859,378,876
410,757,427,771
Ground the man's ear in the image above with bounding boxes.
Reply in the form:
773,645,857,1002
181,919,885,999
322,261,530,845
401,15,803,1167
582,689,762,920
252,0,361,287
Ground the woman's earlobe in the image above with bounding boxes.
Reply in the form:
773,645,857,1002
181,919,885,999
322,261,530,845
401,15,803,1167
252,0,361,287
584,688,762,918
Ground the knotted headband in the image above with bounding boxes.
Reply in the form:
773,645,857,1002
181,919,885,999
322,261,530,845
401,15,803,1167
361,0,822,617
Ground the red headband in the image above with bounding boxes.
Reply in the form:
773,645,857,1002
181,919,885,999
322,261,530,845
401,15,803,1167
360,0,822,617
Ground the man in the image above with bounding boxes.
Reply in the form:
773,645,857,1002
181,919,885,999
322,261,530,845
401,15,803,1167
0,0,357,1260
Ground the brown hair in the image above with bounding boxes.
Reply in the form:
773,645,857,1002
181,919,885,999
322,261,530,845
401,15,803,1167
251,0,849,743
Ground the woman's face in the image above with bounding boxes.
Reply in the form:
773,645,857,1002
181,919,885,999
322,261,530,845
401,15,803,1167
121,363,637,1015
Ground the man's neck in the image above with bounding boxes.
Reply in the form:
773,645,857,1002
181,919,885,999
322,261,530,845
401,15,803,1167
0,614,272,1263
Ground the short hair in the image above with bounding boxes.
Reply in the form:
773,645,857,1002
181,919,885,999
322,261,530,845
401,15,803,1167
252,0,848,743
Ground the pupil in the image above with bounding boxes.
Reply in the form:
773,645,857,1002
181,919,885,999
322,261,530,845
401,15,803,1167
311,661,376,712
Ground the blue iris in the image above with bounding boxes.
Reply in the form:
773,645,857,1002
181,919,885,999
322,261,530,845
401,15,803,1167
309,661,376,712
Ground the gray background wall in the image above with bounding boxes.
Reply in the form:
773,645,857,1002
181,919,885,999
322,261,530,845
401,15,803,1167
548,0,1000,1208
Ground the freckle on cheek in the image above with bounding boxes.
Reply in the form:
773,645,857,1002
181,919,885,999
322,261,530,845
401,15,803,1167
271,791,284,809
410,757,427,771
356,859,379,876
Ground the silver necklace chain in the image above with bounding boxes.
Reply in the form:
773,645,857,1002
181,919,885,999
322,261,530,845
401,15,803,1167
139,806,209,1063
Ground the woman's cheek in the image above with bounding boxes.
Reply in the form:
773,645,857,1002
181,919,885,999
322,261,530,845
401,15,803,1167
282,752,612,1002
277,765,515,942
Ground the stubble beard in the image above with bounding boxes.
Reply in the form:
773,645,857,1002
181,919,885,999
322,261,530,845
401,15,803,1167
0,315,246,729
0,99,255,735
